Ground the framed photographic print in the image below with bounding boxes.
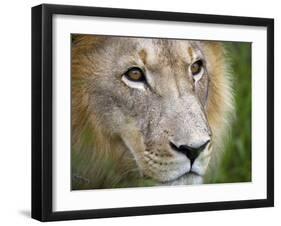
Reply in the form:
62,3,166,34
31,4,274,221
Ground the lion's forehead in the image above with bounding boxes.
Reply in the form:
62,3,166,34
112,38,203,65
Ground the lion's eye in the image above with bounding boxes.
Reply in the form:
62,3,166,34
190,60,204,81
121,67,147,90
124,67,146,82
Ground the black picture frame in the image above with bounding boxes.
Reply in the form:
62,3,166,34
32,3,274,222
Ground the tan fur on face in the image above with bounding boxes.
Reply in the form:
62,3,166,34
71,35,234,188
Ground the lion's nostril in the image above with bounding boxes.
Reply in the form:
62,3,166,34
170,140,210,165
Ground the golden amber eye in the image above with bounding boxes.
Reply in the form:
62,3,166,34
125,67,145,82
190,60,203,76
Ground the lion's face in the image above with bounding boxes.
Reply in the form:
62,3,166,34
83,37,216,184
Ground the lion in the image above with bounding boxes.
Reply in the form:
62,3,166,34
71,35,234,189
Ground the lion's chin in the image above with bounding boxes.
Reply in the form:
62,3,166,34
160,173,203,186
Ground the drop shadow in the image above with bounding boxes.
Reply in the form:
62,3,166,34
19,210,30,218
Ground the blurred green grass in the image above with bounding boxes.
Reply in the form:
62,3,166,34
209,42,252,183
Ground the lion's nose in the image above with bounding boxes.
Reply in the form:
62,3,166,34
170,140,210,165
